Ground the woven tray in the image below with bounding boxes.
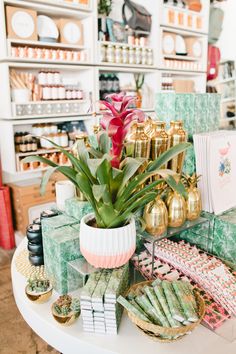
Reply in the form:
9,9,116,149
126,280,205,342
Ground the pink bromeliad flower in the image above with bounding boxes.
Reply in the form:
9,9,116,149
100,93,145,168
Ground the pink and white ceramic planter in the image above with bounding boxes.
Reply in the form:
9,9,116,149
79,213,136,268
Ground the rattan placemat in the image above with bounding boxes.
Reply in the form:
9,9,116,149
15,249,46,280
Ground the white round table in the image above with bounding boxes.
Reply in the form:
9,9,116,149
12,238,236,354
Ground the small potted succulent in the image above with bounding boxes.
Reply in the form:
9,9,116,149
23,94,190,269
25,278,52,303
51,295,80,326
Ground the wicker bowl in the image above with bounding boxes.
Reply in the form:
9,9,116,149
126,280,205,342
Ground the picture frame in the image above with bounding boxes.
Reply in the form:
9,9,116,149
106,18,126,43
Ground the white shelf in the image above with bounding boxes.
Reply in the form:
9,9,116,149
3,0,92,18
2,57,91,66
218,77,236,84
221,97,236,103
220,117,236,122
163,4,204,17
99,41,151,50
160,24,207,36
19,0,92,12
16,147,71,157
8,39,87,51
159,67,206,74
163,54,201,61
97,62,157,73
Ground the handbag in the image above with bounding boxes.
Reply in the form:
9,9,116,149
122,0,152,33
207,45,221,81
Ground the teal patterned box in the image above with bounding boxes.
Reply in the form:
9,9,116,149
65,197,93,221
41,214,78,234
67,261,84,292
177,209,236,263
155,93,220,135
155,92,176,127
43,225,81,294
182,145,196,175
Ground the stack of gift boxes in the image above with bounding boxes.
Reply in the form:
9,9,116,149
155,93,236,267
155,93,221,176
41,198,93,294
80,264,129,334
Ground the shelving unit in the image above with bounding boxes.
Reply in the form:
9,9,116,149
217,60,236,129
0,0,210,181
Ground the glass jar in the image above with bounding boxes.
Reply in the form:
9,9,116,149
60,131,69,147
147,49,153,66
100,44,106,62
51,86,58,100
135,48,141,65
38,71,47,85
47,72,54,85
58,86,66,100
54,72,61,85
129,47,135,65
122,46,128,64
141,48,147,65
42,86,51,100
115,45,121,64
106,45,115,63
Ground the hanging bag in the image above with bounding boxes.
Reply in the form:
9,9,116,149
122,0,152,33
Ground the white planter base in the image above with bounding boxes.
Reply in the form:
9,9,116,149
79,214,136,268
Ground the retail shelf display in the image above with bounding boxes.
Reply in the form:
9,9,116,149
0,0,210,179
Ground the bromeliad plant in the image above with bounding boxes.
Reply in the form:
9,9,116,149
100,93,145,168
23,132,190,229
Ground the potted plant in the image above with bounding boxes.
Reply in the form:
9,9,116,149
25,278,52,303
23,94,190,268
51,295,80,326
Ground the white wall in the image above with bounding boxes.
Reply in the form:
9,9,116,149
217,0,236,61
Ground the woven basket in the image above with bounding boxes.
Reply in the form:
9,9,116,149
126,280,205,342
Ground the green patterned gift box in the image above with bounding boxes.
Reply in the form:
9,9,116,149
155,93,221,134
65,197,93,221
41,214,78,234
176,209,236,265
42,223,82,294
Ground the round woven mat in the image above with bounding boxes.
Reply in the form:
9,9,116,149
15,249,46,280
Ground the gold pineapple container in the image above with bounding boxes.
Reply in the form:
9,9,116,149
143,196,168,237
168,121,187,174
184,174,202,221
167,191,186,228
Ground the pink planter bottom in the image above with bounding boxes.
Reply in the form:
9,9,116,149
80,246,136,269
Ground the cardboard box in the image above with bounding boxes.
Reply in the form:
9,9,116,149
6,6,37,40
58,18,84,45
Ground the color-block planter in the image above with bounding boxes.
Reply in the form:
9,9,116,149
80,214,136,269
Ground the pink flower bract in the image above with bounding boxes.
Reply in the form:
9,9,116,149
100,93,145,168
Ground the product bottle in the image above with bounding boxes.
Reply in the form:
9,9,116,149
167,120,187,173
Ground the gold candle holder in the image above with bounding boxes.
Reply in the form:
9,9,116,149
167,121,187,174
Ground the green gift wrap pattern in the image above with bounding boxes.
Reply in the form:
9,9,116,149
182,145,196,176
155,93,220,134
65,197,93,221
67,261,84,292
42,225,81,294
41,214,78,234
177,208,236,264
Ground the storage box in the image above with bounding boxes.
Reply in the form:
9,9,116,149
177,208,236,264
42,224,81,294
65,197,93,221
6,6,37,40
58,18,84,45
